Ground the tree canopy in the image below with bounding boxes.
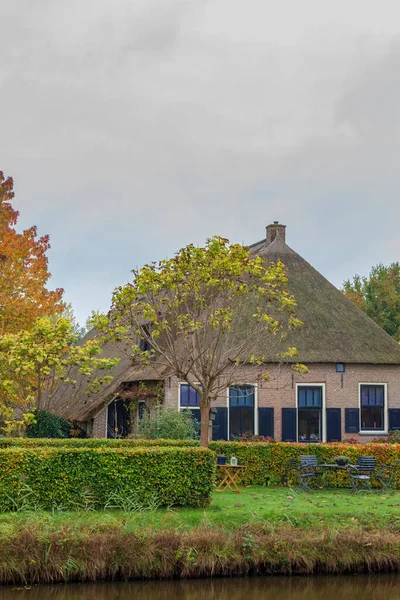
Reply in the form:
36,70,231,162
96,236,307,446
0,171,63,334
343,263,400,341
0,316,119,434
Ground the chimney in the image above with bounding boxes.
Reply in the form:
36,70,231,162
266,221,286,246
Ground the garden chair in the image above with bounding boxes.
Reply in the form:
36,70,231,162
375,460,400,493
349,456,376,492
289,455,320,491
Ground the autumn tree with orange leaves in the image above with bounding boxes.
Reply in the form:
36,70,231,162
0,172,64,333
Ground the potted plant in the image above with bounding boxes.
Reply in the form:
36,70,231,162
217,454,226,465
334,455,349,466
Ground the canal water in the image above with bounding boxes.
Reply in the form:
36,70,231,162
0,575,399,600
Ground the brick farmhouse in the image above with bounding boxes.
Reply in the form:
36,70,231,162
51,222,400,442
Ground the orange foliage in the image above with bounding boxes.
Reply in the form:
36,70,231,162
0,172,63,333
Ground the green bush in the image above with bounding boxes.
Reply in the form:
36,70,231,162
0,446,215,510
137,406,199,440
25,410,73,438
209,441,400,488
388,430,400,443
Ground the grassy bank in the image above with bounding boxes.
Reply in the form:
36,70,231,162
0,487,399,584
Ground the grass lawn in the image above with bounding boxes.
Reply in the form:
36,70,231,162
1,486,399,534
0,487,399,583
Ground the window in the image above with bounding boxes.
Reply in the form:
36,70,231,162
360,384,385,431
229,385,255,438
336,363,345,373
297,386,322,442
179,383,201,424
180,384,200,407
138,402,149,420
138,325,153,353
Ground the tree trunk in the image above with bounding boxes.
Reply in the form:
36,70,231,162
200,403,210,447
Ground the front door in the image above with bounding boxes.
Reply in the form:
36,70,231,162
107,398,131,438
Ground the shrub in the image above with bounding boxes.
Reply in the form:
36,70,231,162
0,446,215,510
388,430,400,444
208,441,400,487
25,410,73,439
137,406,199,440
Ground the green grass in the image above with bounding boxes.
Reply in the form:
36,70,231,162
0,488,399,583
0,486,399,534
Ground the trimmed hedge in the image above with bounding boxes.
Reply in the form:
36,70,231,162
208,441,400,488
1,439,398,490
0,446,215,510
0,438,198,448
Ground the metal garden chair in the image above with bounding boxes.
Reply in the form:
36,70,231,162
349,456,376,492
289,455,320,491
375,460,400,493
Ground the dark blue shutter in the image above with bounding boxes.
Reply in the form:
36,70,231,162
212,407,228,440
326,408,341,442
389,408,400,431
282,408,296,442
258,408,274,438
345,408,360,433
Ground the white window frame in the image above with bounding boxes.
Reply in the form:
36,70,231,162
296,383,326,443
358,382,388,435
226,383,258,440
178,381,200,413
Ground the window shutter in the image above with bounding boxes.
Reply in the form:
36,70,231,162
258,407,274,438
389,408,400,431
326,408,341,442
345,408,360,433
212,407,228,441
282,408,296,442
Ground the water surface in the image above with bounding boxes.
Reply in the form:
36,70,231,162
1,575,399,600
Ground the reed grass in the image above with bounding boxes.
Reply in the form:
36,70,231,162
0,522,398,584
0,487,399,584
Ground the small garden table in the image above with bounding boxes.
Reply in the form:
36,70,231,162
216,465,246,493
319,463,352,488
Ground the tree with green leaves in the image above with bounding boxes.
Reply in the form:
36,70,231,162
95,236,306,446
57,302,89,341
343,263,400,341
0,316,119,435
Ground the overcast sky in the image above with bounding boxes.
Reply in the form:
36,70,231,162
1,0,400,325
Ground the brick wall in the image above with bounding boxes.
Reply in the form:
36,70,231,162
164,363,400,442
92,407,107,438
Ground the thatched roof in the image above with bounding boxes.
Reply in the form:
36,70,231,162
51,223,400,422
250,231,400,364
49,329,166,421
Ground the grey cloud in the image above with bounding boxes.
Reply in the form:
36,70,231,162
1,1,400,323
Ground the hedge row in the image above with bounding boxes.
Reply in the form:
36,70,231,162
0,447,215,510
0,438,198,448
1,438,398,491
208,441,400,488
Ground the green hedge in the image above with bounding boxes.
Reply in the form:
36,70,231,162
0,447,215,510
208,441,400,488
0,438,198,448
